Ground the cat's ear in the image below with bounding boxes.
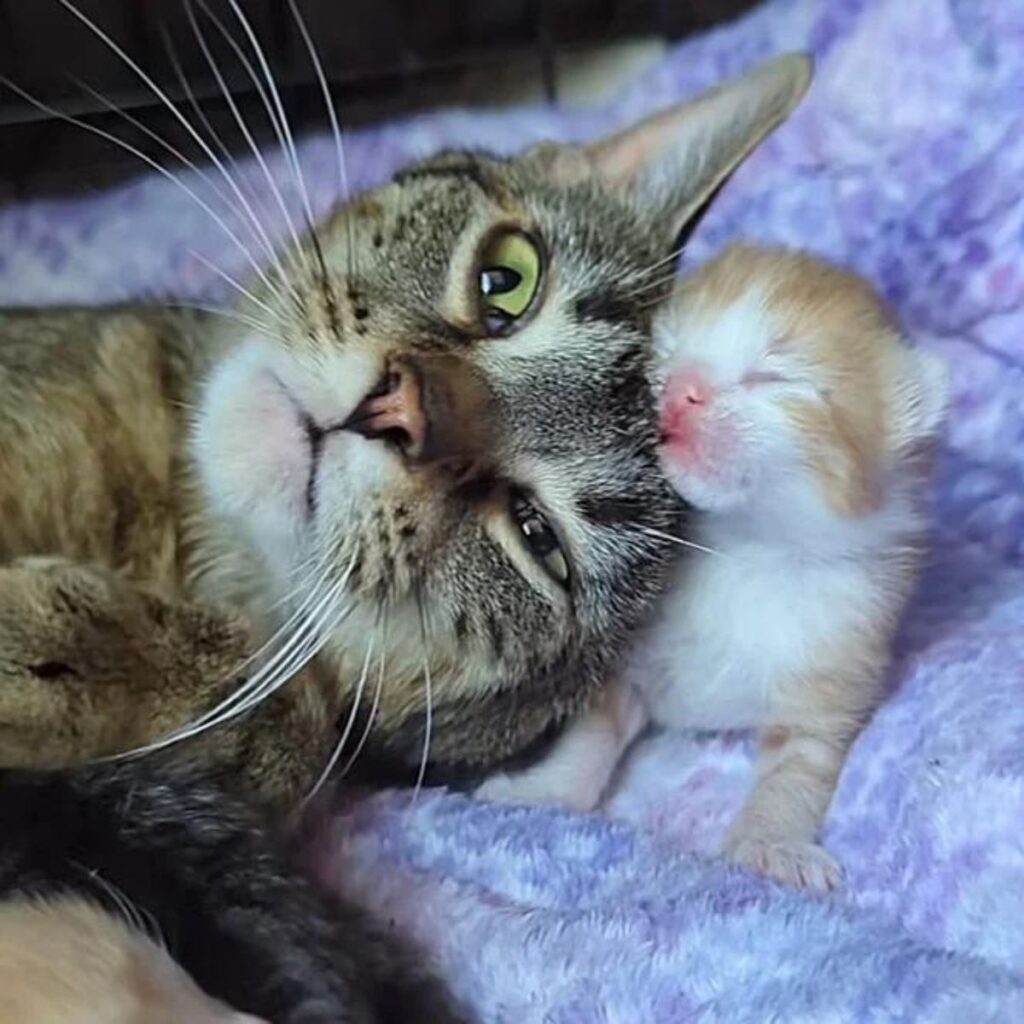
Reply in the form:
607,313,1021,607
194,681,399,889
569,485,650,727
529,54,812,239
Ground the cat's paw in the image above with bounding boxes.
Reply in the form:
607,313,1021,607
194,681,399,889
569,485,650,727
474,770,600,812
0,559,251,768
724,833,842,893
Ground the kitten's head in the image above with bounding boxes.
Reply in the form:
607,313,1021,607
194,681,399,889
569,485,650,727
194,57,811,775
658,244,948,521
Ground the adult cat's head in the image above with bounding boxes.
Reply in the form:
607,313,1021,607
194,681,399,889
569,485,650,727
193,55,812,778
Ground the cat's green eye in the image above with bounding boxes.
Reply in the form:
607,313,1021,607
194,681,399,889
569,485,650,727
477,231,542,334
510,489,570,589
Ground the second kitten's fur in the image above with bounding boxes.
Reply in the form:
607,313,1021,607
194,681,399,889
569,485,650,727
479,244,948,890
0,897,265,1024
0,762,469,1023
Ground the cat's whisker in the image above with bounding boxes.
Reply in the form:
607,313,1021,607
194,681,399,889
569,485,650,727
285,0,356,283
196,545,365,731
108,567,340,757
194,575,343,729
219,0,317,277
162,300,290,344
218,587,354,728
219,559,332,681
617,266,685,304
260,556,325,621
73,862,165,949
412,590,434,802
0,77,277,300
187,249,288,329
340,607,388,778
617,239,688,292
302,609,382,805
638,526,725,558
71,75,284,287
51,0,292,300
161,24,293,297
189,0,309,291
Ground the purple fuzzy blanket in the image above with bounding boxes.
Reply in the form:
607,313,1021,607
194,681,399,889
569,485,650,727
3,0,1024,1018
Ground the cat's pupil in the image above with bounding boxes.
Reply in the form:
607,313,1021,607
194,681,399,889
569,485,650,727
521,515,557,556
511,494,557,557
480,267,522,297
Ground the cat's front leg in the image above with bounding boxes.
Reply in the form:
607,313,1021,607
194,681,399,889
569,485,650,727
722,723,853,892
0,557,253,769
476,681,648,812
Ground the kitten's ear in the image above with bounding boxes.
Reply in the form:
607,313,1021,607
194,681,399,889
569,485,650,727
888,346,949,450
530,54,812,240
908,349,950,439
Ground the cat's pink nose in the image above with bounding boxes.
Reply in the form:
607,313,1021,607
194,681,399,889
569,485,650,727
342,360,428,456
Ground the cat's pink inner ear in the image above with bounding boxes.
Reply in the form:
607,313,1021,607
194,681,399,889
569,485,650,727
583,53,812,233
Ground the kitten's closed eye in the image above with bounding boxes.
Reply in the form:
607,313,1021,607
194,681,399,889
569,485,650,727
741,370,789,387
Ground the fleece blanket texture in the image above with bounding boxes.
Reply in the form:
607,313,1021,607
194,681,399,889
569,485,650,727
3,0,1024,1019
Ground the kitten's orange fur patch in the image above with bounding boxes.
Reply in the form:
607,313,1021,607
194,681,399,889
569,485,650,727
0,896,263,1024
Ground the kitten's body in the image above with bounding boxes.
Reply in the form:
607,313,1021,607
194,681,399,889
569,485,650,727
480,245,947,890
0,897,265,1024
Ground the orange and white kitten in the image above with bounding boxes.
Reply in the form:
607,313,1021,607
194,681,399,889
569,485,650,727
0,896,266,1024
478,243,948,891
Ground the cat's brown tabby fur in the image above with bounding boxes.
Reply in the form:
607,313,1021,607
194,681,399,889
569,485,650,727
0,55,811,810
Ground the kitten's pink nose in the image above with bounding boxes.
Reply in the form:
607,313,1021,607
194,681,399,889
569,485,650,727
661,368,712,445
675,369,711,406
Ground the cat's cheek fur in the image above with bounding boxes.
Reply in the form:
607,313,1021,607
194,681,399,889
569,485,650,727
193,341,395,571
193,343,312,525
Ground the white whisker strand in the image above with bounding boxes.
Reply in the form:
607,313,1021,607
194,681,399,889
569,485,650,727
163,301,290,343
161,24,285,282
52,0,291,298
70,75,282,279
413,592,434,801
341,607,388,778
618,266,685,304
109,568,339,757
217,588,354,729
284,0,356,279
189,0,309,287
302,613,380,805
638,526,725,558
0,78,278,299
193,576,344,729
615,240,688,294
187,248,288,328
220,0,317,255
195,545,363,730
72,862,165,949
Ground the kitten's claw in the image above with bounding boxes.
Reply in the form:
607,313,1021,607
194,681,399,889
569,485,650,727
724,834,843,893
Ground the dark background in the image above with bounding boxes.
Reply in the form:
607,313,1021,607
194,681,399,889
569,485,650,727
0,0,760,196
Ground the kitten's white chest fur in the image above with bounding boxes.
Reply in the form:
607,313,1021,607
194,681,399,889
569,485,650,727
631,532,878,731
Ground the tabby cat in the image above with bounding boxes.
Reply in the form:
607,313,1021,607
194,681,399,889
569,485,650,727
0,38,810,1019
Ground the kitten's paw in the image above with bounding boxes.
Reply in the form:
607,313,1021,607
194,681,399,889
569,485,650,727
474,771,599,812
724,834,842,893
